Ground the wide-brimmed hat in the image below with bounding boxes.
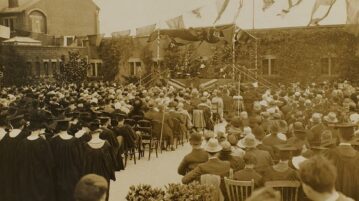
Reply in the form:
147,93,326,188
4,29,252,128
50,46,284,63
350,113,359,124
323,112,338,123
292,155,308,170
310,113,322,123
293,122,307,136
204,138,222,153
220,141,232,152
238,134,259,149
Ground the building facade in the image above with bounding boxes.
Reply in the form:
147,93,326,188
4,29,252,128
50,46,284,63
111,25,359,84
0,0,102,79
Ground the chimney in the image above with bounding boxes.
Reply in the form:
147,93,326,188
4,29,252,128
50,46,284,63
8,0,19,8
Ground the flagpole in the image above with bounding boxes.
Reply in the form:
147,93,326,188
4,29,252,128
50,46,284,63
232,25,236,80
252,0,255,29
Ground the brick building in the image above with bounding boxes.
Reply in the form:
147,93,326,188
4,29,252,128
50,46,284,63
0,0,102,79
113,25,359,84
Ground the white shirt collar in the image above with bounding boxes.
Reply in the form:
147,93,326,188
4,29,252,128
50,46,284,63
208,156,217,160
339,143,352,146
326,191,339,201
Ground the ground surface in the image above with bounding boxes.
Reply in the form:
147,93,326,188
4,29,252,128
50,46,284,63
109,143,191,201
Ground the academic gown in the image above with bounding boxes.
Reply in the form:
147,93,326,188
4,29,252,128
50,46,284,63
50,136,82,201
17,137,56,201
324,145,359,201
0,133,7,201
82,141,117,182
1,130,29,201
100,127,124,171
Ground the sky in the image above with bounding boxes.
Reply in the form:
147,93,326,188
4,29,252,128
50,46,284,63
93,0,347,36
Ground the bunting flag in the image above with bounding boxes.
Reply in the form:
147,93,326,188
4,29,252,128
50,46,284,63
263,0,275,11
308,0,336,26
166,15,185,29
277,0,303,16
111,30,131,38
191,8,202,18
233,0,244,23
0,25,10,39
345,0,359,36
214,0,230,24
136,24,156,37
234,29,255,44
148,24,234,44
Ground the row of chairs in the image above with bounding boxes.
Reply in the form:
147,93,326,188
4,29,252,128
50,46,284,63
201,175,300,201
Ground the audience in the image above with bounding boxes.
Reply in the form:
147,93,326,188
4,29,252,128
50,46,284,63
74,174,108,201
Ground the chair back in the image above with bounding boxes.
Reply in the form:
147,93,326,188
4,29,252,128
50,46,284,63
124,119,136,127
132,115,143,122
138,120,152,128
264,181,301,201
224,178,254,201
201,174,224,201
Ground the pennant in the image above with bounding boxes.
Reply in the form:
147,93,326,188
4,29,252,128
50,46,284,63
214,0,230,24
277,0,303,16
345,0,359,36
0,25,10,39
263,0,275,11
136,24,156,37
233,0,244,23
308,0,336,26
234,29,255,44
191,8,202,18
166,15,185,29
111,30,131,37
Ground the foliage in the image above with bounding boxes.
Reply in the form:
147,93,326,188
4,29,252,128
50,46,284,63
0,46,30,86
99,37,134,81
126,184,165,201
239,27,359,84
140,44,154,74
126,182,215,201
122,75,140,85
54,51,88,83
165,182,215,201
163,43,182,72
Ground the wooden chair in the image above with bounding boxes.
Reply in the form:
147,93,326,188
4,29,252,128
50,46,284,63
137,120,158,160
224,178,254,201
124,119,137,128
265,181,301,201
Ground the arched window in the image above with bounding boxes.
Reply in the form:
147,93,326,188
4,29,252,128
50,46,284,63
29,11,46,33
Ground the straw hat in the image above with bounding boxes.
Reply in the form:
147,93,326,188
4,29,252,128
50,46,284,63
310,113,322,123
323,112,338,123
238,134,259,149
204,138,222,153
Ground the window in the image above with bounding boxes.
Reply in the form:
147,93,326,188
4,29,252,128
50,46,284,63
2,17,16,31
97,63,102,76
43,62,49,77
29,11,46,33
128,62,135,76
92,63,96,76
320,58,329,75
262,57,278,76
35,62,41,77
26,62,32,77
52,62,57,74
64,36,75,47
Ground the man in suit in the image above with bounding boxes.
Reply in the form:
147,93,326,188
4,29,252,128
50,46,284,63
182,138,230,184
177,132,208,176
239,134,273,175
324,124,359,201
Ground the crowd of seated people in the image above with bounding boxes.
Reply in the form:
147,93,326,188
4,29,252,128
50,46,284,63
178,80,359,201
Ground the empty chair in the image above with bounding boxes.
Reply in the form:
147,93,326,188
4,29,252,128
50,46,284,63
264,181,301,201
224,177,254,201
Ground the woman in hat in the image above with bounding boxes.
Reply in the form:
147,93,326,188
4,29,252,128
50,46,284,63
50,120,83,201
16,112,56,201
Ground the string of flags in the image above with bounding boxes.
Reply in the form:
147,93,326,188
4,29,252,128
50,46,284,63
110,0,359,38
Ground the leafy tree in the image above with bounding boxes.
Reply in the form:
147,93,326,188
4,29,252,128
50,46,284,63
99,37,134,81
140,44,153,74
54,51,88,83
0,46,29,86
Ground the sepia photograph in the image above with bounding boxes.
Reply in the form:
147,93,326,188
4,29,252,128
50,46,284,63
0,0,358,201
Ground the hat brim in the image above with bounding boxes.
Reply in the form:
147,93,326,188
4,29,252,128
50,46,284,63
204,146,222,153
238,138,259,149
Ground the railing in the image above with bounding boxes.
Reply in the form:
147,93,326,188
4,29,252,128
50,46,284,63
232,65,278,89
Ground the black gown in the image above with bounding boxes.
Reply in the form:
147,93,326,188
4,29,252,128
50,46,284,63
0,133,7,201
100,127,124,171
17,137,56,201
1,130,29,201
82,141,117,182
50,136,82,201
